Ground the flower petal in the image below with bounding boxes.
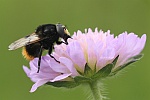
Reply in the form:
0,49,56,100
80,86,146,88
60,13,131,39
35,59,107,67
86,37,97,70
49,57,69,73
50,73,72,82
96,47,116,70
66,41,86,72
30,79,48,92
23,65,30,77
59,57,79,76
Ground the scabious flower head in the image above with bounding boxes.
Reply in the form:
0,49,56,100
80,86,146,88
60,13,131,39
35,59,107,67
23,28,146,92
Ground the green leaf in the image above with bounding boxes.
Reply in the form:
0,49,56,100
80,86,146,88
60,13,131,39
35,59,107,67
84,63,94,77
110,60,136,76
110,54,143,76
92,63,113,80
74,76,92,83
131,54,143,60
46,81,79,88
112,55,119,68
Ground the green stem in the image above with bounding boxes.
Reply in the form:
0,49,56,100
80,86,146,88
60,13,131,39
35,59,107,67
89,81,103,100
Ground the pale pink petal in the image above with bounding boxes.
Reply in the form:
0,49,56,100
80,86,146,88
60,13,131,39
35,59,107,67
140,34,146,50
132,34,146,56
30,79,48,92
94,41,104,57
23,65,30,76
59,57,79,76
96,47,116,70
50,73,72,82
86,37,97,70
48,58,69,73
66,41,86,72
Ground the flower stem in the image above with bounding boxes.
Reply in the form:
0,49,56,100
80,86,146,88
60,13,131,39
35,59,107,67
89,81,103,100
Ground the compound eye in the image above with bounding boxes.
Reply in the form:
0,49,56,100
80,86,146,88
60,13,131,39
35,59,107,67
64,28,70,35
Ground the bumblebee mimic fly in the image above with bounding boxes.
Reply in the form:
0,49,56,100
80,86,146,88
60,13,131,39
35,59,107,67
8,23,71,73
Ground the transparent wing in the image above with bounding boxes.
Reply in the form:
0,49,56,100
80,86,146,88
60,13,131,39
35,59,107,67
8,33,40,50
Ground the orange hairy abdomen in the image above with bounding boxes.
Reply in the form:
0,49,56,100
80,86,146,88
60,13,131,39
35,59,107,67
22,47,34,60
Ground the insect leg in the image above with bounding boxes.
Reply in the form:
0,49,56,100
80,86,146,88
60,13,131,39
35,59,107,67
37,45,43,73
56,40,68,45
48,45,60,63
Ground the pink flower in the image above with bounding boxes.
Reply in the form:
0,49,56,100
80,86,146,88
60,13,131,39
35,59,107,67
23,55,78,92
23,28,146,92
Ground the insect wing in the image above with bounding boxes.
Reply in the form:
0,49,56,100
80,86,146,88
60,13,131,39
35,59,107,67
8,33,40,50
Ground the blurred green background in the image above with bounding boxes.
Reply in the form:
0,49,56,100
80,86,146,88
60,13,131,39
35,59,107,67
0,0,149,100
